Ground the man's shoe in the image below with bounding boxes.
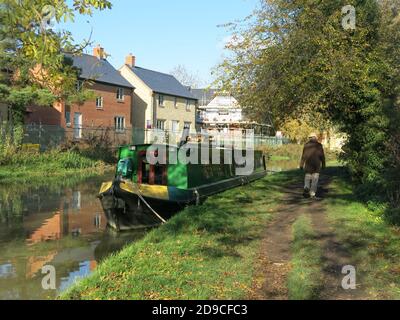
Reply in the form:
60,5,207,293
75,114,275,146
303,188,310,198
310,194,323,201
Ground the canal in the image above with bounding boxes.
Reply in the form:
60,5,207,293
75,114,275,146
0,173,149,300
0,160,298,300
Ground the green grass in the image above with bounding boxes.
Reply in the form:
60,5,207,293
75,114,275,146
260,144,339,163
58,164,400,300
325,174,400,299
61,171,300,300
287,215,322,300
270,155,291,161
0,150,112,184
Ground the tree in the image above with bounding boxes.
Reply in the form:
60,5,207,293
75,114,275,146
0,0,112,123
170,64,205,88
218,0,400,212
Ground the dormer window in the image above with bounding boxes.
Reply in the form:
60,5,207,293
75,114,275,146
117,88,124,101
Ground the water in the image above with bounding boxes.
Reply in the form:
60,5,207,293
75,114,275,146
0,161,299,300
0,174,148,300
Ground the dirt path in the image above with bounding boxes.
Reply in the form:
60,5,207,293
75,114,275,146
249,179,308,300
249,173,369,300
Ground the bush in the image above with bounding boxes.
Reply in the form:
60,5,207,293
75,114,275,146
79,127,116,163
0,124,24,165
1,148,104,170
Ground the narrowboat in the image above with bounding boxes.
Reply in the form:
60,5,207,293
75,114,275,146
99,144,267,231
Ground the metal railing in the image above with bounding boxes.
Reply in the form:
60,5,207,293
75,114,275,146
1,123,290,151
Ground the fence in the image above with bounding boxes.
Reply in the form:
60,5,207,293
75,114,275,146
1,124,290,151
133,128,290,148
21,124,132,150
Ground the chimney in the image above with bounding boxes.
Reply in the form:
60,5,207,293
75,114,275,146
93,44,105,60
125,53,136,68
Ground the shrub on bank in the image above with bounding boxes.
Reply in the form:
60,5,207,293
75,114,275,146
0,124,114,168
0,149,104,169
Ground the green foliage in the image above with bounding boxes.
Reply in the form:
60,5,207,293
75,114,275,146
1,148,103,168
0,124,24,162
281,118,321,144
0,0,112,122
260,143,338,163
80,127,117,163
219,0,400,212
0,124,107,174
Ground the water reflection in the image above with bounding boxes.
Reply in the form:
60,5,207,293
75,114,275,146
0,175,148,300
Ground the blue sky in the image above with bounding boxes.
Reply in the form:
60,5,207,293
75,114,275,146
62,0,259,86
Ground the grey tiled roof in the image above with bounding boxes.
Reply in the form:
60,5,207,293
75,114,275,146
67,54,133,88
191,89,218,106
129,66,197,100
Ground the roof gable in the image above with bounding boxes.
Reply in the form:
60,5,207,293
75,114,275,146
128,66,196,100
67,54,133,88
191,89,218,106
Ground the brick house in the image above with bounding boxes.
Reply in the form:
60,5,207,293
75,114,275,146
26,46,134,140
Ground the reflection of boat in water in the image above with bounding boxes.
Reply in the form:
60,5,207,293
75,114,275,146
99,144,267,231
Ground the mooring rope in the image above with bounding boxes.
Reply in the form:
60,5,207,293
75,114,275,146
133,184,167,224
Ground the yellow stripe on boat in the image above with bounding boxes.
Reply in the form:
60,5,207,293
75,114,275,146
119,180,169,201
99,182,113,194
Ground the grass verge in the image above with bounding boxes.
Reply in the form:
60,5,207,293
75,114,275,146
61,171,300,300
287,215,322,300
325,173,400,299
0,150,112,184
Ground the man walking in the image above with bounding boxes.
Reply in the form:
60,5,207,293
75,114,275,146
300,133,326,199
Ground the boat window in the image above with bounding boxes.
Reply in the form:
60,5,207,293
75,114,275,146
117,158,133,179
141,162,150,184
154,165,167,186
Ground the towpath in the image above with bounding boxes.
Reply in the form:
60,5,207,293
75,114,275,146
248,173,370,300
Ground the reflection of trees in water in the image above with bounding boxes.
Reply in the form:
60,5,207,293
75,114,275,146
0,187,24,229
0,174,110,226
0,173,150,299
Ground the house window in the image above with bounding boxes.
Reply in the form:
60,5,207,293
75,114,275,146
117,88,124,101
65,111,71,127
76,80,83,91
184,122,191,130
156,119,166,130
171,120,180,133
96,96,104,109
186,99,191,111
158,94,165,107
115,116,125,132
174,97,178,108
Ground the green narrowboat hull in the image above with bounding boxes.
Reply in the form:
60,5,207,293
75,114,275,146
99,144,267,230
99,170,266,204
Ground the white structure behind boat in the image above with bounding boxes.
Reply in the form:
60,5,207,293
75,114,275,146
191,89,272,136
